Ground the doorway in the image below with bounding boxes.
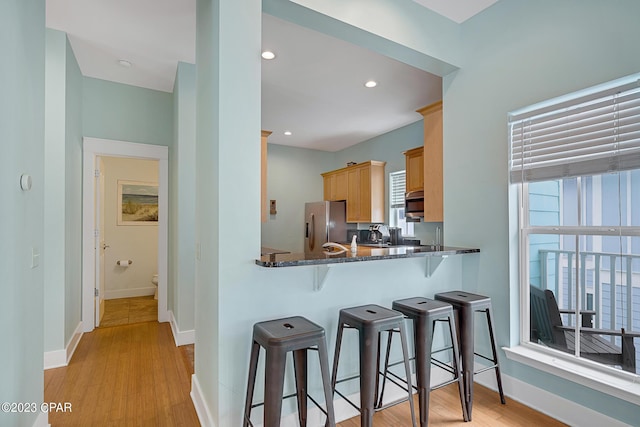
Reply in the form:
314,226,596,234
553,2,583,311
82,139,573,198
82,137,169,333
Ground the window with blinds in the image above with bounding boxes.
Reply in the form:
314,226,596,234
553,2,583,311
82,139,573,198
389,171,406,208
388,170,413,235
510,75,640,183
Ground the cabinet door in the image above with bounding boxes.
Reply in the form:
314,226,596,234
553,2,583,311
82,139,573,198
405,148,424,192
323,174,334,201
420,102,443,222
334,170,348,201
346,168,361,222
261,130,272,222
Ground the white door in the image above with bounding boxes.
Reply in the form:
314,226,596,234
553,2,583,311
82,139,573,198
95,157,106,326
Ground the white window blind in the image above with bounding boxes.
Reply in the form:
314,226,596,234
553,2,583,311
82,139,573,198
390,171,406,208
510,76,640,183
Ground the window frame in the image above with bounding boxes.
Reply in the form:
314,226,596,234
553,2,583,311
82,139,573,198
510,179,640,405
507,73,640,403
388,170,414,236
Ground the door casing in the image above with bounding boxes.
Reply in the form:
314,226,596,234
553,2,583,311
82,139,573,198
82,137,169,332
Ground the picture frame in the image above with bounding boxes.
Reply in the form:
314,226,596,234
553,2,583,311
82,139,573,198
117,180,159,225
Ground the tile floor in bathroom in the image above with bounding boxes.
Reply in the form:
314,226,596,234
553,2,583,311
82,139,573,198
99,295,158,327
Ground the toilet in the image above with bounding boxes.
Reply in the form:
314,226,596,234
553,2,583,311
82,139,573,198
152,274,158,300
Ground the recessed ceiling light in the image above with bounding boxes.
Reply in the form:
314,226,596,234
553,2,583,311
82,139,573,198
364,80,377,88
118,59,132,68
261,51,276,60
284,131,292,136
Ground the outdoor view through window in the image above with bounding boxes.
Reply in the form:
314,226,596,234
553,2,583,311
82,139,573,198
511,73,640,376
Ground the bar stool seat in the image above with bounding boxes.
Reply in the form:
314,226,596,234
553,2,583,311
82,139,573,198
243,316,336,427
331,304,417,427
378,297,468,426
434,291,505,420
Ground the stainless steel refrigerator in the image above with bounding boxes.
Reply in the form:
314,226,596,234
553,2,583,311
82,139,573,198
304,201,347,254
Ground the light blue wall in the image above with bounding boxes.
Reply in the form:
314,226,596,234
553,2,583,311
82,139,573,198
64,32,83,348
0,1,46,426
83,77,173,146
194,1,468,425
332,120,444,243
264,121,446,251
44,29,67,353
444,0,640,423
262,144,334,253
170,62,197,332
263,0,462,76
43,29,86,357
195,0,640,425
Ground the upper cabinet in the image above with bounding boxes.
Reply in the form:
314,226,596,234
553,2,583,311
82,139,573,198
323,169,348,202
322,160,386,223
416,101,443,222
404,146,424,193
261,130,272,223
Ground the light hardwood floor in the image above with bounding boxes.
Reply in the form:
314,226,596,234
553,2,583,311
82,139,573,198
44,321,199,426
99,295,158,327
46,322,564,426
337,383,567,426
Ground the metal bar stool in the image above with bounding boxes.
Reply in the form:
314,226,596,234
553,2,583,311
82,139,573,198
434,291,505,420
331,304,417,427
377,297,468,426
243,316,336,427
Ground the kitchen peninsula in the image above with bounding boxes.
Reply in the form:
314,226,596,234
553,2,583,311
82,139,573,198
256,244,479,267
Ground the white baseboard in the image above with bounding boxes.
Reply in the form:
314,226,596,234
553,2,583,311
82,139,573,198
31,411,49,427
105,286,155,300
43,349,66,370
191,374,215,427
168,310,195,346
474,367,628,427
244,362,626,427
44,321,83,370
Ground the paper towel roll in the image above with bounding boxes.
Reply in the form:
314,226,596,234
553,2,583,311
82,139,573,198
116,259,132,267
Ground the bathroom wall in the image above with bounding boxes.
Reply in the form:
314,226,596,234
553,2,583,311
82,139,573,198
102,156,159,299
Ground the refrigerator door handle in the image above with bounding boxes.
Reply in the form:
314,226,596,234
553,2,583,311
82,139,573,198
309,213,315,251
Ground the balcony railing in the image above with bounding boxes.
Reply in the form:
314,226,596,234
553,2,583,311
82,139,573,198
537,248,640,374
539,249,640,331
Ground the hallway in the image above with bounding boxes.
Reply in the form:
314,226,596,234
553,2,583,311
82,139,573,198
44,322,199,426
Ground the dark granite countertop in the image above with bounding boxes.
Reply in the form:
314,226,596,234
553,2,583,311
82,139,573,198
256,245,479,267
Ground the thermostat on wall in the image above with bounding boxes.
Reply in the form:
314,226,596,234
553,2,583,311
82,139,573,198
20,174,32,191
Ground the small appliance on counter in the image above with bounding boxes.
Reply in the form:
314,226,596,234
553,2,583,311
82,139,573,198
366,224,390,244
389,227,402,246
304,201,347,254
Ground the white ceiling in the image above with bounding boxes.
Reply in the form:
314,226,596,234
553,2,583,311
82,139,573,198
412,0,498,24
45,0,497,151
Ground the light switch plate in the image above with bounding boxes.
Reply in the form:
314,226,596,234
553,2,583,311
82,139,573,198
31,247,40,269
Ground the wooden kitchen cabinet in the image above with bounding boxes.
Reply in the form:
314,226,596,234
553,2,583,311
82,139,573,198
416,101,443,222
261,130,272,223
322,160,385,223
322,169,348,201
404,146,424,193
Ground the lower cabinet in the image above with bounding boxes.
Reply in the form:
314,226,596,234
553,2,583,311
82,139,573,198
322,160,385,223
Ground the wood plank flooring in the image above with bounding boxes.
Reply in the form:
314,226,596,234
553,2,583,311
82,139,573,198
100,295,158,327
337,383,567,426
44,321,199,426
46,321,564,426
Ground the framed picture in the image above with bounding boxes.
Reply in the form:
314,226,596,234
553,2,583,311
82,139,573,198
117,180,159,225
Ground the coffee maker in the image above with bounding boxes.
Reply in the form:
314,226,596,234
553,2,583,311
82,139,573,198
366,224,390,244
